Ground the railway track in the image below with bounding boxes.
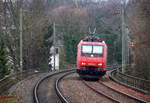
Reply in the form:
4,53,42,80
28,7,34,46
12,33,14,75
55,71,75,103
33,69,149,103
82,79,147,103
33,69,75,103
109,68,150,94
98,80,148,102
56,71,118,103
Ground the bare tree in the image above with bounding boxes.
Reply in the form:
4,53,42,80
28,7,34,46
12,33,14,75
127,0,150,79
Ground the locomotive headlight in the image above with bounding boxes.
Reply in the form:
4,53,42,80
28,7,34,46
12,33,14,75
82,62,86,65
98,63,102,66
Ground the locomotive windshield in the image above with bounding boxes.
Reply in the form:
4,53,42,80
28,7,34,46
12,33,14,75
82,45,92,53
81,45,103,57
93,45,103,54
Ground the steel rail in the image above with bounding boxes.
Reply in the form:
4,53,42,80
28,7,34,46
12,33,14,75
82,80,120,103
98,81,147,103
55,71,75,103
81,65,146,103
33,69,74,103
54,66,119,103
110,69,150,94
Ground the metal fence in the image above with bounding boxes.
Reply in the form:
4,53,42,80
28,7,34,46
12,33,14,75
111,68,150,94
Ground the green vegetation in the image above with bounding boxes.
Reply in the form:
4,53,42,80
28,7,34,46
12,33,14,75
61,27,122,67
0,40,9,79
63,32,84,64
43,24,53,49
1,0,122,71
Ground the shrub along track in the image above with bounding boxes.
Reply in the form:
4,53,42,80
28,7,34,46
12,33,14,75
33,69,75,103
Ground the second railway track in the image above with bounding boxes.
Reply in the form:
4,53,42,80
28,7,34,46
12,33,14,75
82,79,147,103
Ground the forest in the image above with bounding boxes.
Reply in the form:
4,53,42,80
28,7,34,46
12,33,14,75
0,0,150,80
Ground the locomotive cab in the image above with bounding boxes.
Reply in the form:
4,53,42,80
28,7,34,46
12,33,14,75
76,36,107,79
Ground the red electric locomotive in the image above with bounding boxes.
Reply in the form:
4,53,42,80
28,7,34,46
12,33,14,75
76,35,107,79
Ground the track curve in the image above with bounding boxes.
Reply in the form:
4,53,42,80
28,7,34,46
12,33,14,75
82,78,147,103
55,71,75,103
33,69,74,103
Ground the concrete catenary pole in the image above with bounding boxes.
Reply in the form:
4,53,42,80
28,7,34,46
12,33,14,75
121,0,126,73
19,0,23,72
